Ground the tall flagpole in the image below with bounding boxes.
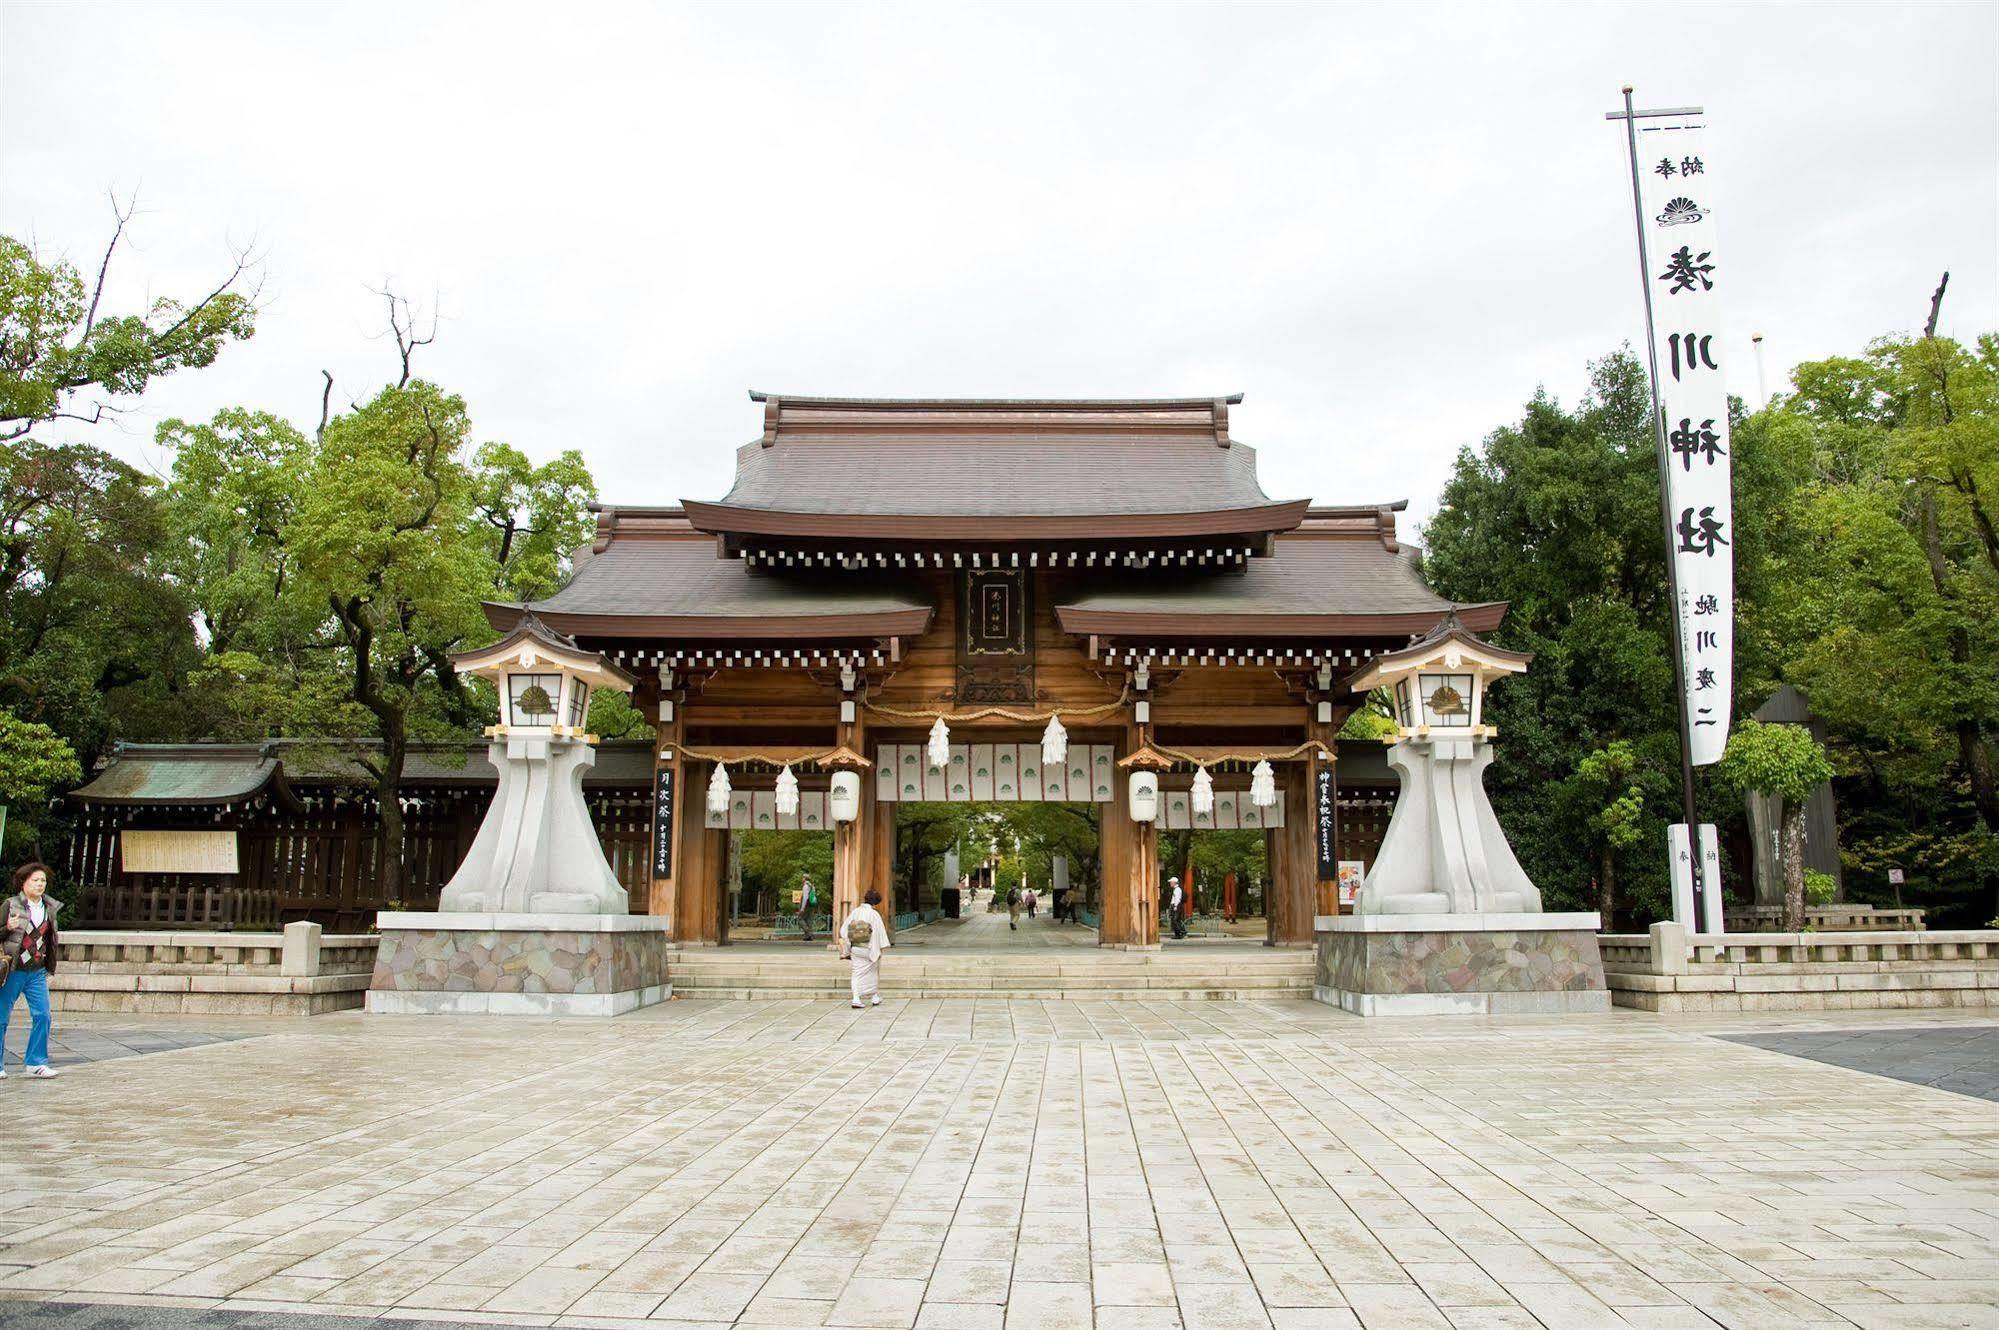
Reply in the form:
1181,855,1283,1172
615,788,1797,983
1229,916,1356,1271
1610,84,1708,927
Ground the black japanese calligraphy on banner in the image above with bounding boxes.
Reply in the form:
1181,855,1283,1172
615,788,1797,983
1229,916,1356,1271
1638,115,1733,765
1314,766,1338,881
652,768,675,878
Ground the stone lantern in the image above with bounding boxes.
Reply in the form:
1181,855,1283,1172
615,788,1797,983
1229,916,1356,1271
1313,614,1608,1016
437,612,637,915
368,613,674,1017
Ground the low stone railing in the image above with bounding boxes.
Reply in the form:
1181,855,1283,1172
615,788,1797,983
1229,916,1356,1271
1601,922,1999,1012
1726,905,1927,932
54,922,379,1015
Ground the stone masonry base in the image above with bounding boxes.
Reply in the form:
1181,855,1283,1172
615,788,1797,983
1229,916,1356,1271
1313,911,1609,1018
367,911,673,1017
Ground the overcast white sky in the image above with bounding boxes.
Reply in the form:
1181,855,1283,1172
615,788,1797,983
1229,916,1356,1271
4,1,1995,536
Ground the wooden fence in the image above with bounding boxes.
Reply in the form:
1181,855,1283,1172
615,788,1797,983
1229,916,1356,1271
62,787,655,931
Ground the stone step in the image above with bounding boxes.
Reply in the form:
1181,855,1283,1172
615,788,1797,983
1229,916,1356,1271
668,970,1312,986
668,975,1312,993
675,986,1315,1001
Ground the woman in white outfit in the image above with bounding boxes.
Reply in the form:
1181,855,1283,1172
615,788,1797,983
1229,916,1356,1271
840,888,889,1008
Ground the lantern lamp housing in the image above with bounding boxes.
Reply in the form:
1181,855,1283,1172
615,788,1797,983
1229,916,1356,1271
829,771,862,823
1127,771,1160,823
1347,614,1531,742
449,612,637,745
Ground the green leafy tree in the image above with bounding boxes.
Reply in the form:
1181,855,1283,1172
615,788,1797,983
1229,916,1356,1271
287,381,498,900
0,710,83,861
470,441,597,601
1185,830,1267,914
1558,741,1649,927
1717,720,1835,929
1,205,256,445
739,830,834,914
0,440,206,763
1751,332,1998,922
1337,691,1398,740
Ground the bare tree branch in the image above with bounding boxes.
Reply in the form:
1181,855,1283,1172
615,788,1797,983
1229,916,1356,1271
318,370,334,441
82,189,137,340
368,283,439,388
1924,271,1950,340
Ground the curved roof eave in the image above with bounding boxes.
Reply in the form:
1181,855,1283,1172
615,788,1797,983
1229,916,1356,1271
485,601,935,642
1054,602,1509,639
680,498,1313,542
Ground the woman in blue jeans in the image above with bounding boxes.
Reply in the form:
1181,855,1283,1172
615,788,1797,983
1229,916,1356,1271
1,862,60,1078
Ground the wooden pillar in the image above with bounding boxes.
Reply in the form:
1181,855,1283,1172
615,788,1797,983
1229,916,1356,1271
871,798,897,934
1098,720,1160,949
831,710,869,945
1265,801,1290,946
1268,763,1315,946
675,758,723,945
648,693,685,921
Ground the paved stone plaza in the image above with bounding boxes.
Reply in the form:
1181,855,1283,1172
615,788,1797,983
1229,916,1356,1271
0,1003,1994,1330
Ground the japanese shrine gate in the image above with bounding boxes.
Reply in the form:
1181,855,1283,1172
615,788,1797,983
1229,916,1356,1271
489,395,1504,947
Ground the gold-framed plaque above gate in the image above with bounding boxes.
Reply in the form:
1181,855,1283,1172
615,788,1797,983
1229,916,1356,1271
957,568,1034,702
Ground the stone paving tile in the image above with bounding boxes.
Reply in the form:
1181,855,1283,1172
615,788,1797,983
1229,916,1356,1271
0,1005,1994,1329
1720,1025,1999,1101
2,1022,257,1069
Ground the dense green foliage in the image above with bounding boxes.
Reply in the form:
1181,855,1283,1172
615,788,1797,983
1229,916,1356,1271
0,225,256,445
0,217,601,895
1717,720,1837,807
1425,337,1998,928
0,712,82,861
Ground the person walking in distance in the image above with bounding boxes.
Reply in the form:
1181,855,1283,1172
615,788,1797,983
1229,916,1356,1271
1007,884,1021,930
795,873,815,942
1025,887,1038,919
840,887,889,1008
1,863,61,1078
1167,875,1187,940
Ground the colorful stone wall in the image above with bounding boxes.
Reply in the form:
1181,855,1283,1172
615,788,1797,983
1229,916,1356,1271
367,915,674,1015
1314,915,1609,1016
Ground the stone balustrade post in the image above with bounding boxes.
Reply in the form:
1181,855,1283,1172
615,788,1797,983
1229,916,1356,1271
282,920,323,978
1649,920,1689,976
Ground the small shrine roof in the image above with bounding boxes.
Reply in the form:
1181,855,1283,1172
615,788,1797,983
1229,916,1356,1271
1055,534,1506,639
681,394,1309,541
71,741,661,806
71,743,302,811
489,516,933,640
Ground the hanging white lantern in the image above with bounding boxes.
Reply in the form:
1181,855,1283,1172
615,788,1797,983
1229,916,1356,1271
707,762,732,815
774,763,799,817
1191,765,1215,815
927,716,951,770
1249,759,1277,809
1041,714,1068,766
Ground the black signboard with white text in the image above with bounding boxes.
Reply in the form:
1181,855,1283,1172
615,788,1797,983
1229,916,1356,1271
652,768,674,878
1314,765,1337,881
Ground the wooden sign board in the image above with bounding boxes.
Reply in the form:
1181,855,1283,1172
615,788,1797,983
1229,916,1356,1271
120,829,238,875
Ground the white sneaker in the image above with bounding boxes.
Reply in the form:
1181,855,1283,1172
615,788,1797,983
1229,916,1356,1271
0,1068,8,1079
851,1002,864,1009
26,1066,56,1078
871,997,882,1006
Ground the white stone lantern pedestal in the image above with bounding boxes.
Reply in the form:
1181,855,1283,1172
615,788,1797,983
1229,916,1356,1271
1313,615,1609,1016
367,613,674,1016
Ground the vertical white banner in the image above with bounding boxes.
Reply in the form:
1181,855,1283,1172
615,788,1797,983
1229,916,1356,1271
1637,118,1733,765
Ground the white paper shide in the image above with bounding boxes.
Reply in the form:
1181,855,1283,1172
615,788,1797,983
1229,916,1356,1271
1638,117,1733,765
